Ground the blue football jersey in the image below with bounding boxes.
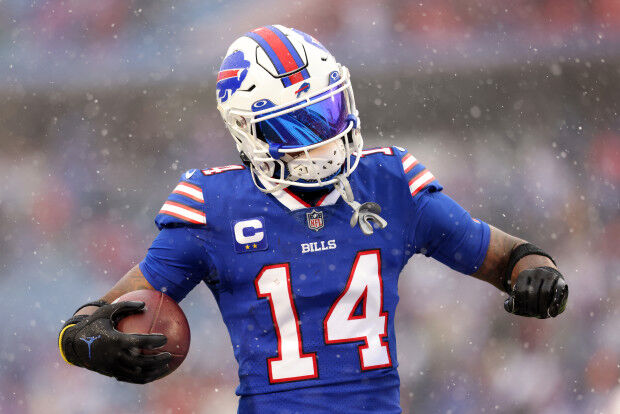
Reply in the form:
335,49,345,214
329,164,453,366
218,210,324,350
139,147,490,413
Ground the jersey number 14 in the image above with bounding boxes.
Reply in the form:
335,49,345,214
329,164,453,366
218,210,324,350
254,249,391,383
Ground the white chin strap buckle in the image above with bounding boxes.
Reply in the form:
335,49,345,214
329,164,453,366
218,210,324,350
334,175,388,236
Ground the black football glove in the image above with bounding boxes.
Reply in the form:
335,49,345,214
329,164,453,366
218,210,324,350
504,266,568,319
59,301,172,384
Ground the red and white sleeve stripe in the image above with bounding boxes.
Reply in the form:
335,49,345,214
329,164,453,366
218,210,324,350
401,153,419,174
159,201,206,225
408,169,435,196
172,182,204,203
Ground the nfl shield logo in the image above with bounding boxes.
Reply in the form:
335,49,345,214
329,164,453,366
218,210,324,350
306,209,324,231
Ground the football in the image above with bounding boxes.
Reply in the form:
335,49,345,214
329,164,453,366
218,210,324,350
114,289,190,375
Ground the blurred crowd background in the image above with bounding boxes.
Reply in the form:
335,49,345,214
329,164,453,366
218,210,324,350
0,1,618,413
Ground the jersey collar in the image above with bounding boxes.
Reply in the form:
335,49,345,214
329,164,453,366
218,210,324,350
257,175,341,211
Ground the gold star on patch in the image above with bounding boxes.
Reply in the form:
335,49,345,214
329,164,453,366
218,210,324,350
253,243,257,248
245,245,250,250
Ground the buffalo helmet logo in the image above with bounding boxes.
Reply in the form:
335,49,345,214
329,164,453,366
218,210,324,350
295,82,310,98
216,50,251,103
306,209,324,231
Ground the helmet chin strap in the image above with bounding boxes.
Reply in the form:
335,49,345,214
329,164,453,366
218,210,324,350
334,175,387,236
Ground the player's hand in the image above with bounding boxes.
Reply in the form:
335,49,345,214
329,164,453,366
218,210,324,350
504,267,568,319
59,301,172,384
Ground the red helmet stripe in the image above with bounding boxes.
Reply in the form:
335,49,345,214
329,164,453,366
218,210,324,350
285,72,304,85
252,27,300,74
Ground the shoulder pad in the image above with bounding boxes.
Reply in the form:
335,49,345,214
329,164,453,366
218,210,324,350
390,146,443,199
155,169,207,229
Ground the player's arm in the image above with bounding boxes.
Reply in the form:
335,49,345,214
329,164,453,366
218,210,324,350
472,226,568,318
60,170,213,382
395,147,567,318
410,190,568,319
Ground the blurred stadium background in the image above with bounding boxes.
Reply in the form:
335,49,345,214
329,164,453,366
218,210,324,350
0,1,618,413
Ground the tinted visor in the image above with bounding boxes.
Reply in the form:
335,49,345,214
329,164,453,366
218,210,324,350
255,88,349,148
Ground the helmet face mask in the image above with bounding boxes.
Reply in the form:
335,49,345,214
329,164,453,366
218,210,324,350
217,25,363,191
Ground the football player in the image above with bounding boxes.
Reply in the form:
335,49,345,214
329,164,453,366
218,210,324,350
59,25,568,413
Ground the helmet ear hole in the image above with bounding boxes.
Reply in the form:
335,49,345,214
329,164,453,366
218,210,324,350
258,160,276,177
235,117,247,129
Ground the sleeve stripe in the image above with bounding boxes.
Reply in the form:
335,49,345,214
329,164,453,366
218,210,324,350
159,201,206,224
409,169,435,196
402,153,419,173
172,182,204,203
